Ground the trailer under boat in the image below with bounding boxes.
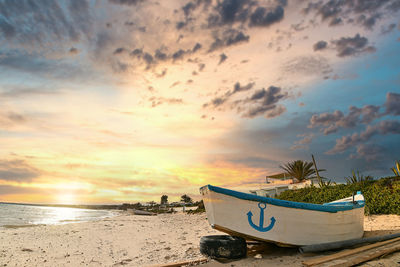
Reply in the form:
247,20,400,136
200,185,365,246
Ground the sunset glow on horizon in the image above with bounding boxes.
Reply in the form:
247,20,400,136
0,0,399,204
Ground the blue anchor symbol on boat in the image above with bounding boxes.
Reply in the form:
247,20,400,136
247,202,276,232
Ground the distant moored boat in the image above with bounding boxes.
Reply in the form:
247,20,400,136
200,185,365,246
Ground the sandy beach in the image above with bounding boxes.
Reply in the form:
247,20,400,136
0,212,399,267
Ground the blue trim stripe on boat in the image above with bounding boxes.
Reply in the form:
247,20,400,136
323,201,363,206
205,185,365,213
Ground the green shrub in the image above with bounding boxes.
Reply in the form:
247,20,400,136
277,176,400,215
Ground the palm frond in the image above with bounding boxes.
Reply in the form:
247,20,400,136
392,160,400,176
280,160,325,182
345,170,373,184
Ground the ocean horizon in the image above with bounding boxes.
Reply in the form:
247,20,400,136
0,203,119,228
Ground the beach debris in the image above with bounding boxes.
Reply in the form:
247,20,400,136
148,258,208,267
254,253,262,259
113,258,133,266
302,236,400,266
300,232,400,253
21,248,33,252
128,209,157,216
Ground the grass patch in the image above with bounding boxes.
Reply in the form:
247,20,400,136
277,176,400,215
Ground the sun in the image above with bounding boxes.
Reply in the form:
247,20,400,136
55,193,77,205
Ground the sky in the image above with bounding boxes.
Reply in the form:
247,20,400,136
0,0,399,204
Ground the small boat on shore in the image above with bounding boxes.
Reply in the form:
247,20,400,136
200,185,365,246
127,209,157,216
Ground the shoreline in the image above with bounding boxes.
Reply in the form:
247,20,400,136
0,203,122,229
0,213,399,266
0,212,122,229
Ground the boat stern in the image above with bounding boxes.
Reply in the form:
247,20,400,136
199,185,216,227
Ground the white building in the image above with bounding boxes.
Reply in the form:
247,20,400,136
249,174,315,198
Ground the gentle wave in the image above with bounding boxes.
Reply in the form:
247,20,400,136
0,203,118,228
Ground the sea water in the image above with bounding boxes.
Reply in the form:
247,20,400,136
0,203,118,228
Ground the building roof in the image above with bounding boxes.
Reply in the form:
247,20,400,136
266,172,291,179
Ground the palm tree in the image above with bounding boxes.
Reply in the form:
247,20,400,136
180,194,193,204
160,195,168,205
345,170,373,184
391,160,400,177
280,160,325,183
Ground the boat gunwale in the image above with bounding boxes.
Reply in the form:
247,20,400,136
202,185,365,213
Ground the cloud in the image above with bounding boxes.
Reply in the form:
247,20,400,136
203,83,289,120
205,97,227,108
209,29,250,52
122,42,200,70
155,68,167,78
0,86,58,98
309,92,400,137
241,86,288,118
313,40,328,51
0,16,15,38
303,0,395,30
207,0,253,27
309,105,381,135
108,0,143,6
332,34,376,57
309,110,344,134
306,93,400,156
0,185,46,196
356,14,380,30
206,0,286,29
113,47,126,55
69,47,79,55
176,0,212,30
291,133,314,150
198,63,205,71
218,53,228,64
0,0,92,48
149,97,184,107
0,50,113,82
203,81,255,108
181,0,212,18
361,105,382,123
232,82,254,94
309,1,342,21
381,23,397,34
130,48,143,57
329,17,343,26
249,6,284,27
172,49,186,61
93,31,113,58
384,92,400,115
327,120,400,154
0,111,27,128
153,49,167,61
142,52,154,66
192,43,202,53
111,60,129,73
0,52,54,74
350,143,384,162
0,159,40,182
282,55,332,77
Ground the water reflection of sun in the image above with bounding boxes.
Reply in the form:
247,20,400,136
53,207,78,224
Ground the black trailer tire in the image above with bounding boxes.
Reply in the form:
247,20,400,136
200,235,247,259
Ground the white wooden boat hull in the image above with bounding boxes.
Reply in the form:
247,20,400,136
200,185,365,246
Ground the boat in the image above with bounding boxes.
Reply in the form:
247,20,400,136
126,209,156,216
200,184,365,246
